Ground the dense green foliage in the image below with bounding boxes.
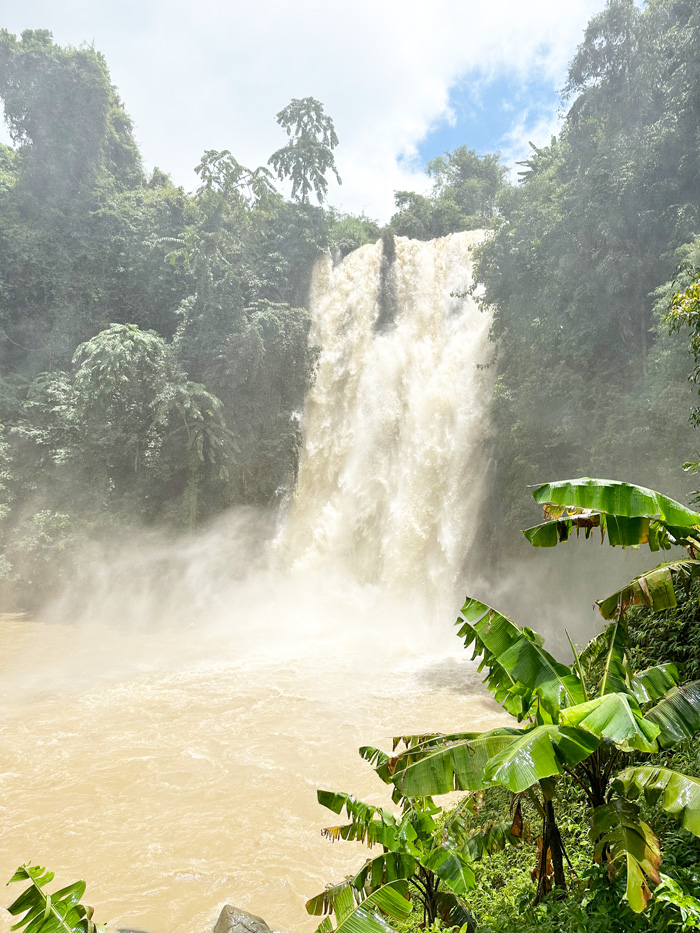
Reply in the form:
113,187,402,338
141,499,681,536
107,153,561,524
0,31,351,606
5,0,700,600
473,0,700,546
320,479,700,933
389,148,507,239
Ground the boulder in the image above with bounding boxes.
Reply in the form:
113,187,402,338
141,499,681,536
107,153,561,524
214,906,274,933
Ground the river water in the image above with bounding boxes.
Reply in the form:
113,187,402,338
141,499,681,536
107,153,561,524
0,233,508,932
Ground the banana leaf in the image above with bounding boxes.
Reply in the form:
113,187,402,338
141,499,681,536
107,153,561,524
312,880,411,933
615,767,700,837
481,724,601,793
559,693,659,753
307,882,366,918
353,853,419,893
590,799,661,913
359,734,481,786
434,892,476,933
524,512,663,549
532,478,700,525
7,865,105,933
317,791,400,848
645,681,700,747
392,728,524,796
421,846,475,895
524,478,700,551
461,820,524,860
630,664,680,705
597,561,700,619
458,597,584,719
598,620,633,697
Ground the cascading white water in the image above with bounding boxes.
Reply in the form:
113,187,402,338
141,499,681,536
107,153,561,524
0,230,508,933
280,231,494,604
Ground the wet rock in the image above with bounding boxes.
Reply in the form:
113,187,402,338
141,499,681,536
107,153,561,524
213,905,274,933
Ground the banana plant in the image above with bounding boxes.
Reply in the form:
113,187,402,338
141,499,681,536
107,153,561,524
7,865,105,933
522,477,700,555
361,479,700,912
306,760,478,933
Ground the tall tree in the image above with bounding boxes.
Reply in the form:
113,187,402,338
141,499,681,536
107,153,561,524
268,97,341,205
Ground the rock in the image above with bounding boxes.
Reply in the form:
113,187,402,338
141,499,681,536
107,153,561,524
213,905,274,933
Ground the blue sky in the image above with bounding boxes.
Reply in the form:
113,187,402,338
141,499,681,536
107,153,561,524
415,73,562,169
1,0,605,220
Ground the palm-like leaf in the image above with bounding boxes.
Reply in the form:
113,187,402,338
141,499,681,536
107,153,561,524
645,681,700,748
311,881,411,933
524,510,663,549
598,619,633,697
615,767,700,837
630,665,680,705
523,478,700,551
458,597,584,720
433,892,476,932
532,478,700,526
307,882,366,918
352,853,419,895
317,791,400,849
460,820,525,860
390,728,523,796
559,693,659,752
421,847,475,896
359,734,480,788
590,799,661,913
481,724,601,793
7,865,104,933
597,561,700,619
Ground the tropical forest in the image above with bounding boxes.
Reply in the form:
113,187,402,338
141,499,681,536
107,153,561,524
1,1,700,932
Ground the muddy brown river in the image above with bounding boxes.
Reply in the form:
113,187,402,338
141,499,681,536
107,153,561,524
0,586,507,933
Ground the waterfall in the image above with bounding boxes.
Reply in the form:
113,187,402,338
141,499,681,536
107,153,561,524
279,230,494,603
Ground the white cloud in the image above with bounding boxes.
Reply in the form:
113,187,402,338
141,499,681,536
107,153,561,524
2,0,604,219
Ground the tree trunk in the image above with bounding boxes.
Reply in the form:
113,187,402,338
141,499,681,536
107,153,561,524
534,798,566,904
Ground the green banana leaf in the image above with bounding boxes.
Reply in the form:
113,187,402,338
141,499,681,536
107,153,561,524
523,478,700,551
598,619,633,697
532,478,700,525
559,693,660,752
461,820,524,860
7,865,104,933
524,512,662,549
630,664,680,705
421,846,475,895
312,880,411,933
458,597,584,719
481,724,601,793
597,561,700,619
615,767,700,837
359,734,481,787
590,799,661,913
433,892,476,933
317,791,400,848
353,853,419,893
307,882,366,918
645,681,700,747
392,728,524,796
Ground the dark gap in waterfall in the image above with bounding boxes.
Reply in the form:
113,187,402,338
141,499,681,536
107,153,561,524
375,231,398,333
